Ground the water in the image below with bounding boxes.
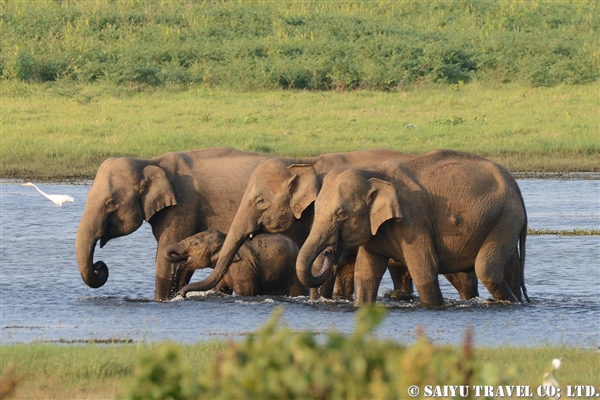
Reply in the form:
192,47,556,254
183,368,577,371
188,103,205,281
1,179,598,347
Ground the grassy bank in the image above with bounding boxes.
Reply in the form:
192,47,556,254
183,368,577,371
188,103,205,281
2,81,598,180
1,1,597,89
1,340,598,399
0,341,225,399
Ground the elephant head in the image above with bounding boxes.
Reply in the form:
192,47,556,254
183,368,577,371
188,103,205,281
296,168,402,288
75,157,177,292
184,158,319,292
163,230,226,271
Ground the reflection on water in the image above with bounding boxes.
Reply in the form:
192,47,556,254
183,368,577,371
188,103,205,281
1,179,599,347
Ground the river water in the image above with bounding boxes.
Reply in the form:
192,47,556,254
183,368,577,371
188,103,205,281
1,178,598,347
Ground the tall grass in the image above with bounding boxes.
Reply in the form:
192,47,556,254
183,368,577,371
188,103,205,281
2,81,598,179
1,1,598,89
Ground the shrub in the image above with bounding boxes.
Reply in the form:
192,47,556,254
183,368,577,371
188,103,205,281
1,1,597,89
118,343,198,400
121,306,518,399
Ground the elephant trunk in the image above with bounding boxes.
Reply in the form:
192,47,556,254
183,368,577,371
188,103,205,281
180,214,258,294
75,220,109,289
296,232,335,288
179,235,245,293
163,243,188,264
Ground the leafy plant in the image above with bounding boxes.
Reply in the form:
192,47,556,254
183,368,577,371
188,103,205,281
118,343,198,400
121,307,519,399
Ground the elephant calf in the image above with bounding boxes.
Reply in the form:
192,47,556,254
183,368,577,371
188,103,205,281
165,230,306,297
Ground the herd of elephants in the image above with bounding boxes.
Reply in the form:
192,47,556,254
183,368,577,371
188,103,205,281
75,147,530,306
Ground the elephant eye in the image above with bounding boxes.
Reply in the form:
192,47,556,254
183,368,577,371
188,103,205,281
335,209,348,221
104,199,118,212
254,196,268,210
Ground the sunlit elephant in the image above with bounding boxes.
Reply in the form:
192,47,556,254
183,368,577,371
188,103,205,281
177,149,413,297
75,147,271,301
179,148,480,301
165,229,305,297
296,150,528,307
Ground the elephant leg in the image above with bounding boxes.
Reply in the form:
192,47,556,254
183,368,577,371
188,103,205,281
155,227,199,301
387,261,414,301
332,260,354,299
443,271,479,300
214,280,233,295
309,288,320,300
234,281,257,296
289,281,307,297
289,271,308,297
353,247,388,306
475,232,519,303
402,238,444,306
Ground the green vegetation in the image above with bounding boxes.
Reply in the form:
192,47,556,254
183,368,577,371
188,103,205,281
1,1,598,89
1,2,597,398
528,228,600,236
0,340,225,399
119,307,515,399
2,308,599,399
2,81,598,180
1,1,598,179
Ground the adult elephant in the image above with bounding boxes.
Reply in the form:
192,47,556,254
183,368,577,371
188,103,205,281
75,147,271,301
177,149,413,297
296,150,528,307
178,148,480,300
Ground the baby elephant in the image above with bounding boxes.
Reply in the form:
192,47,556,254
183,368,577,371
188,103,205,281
165,229,306,298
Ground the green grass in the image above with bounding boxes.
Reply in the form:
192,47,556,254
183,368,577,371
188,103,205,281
1,340,598,399
0,341,225,399
1,309,598,399
528,228,600,236
2,81,598,180
476,346,600,388
1,1,597,89
1,0,598,180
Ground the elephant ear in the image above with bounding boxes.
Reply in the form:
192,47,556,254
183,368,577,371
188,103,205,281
139,165,177,222
287,164,319,219
367,178,402,236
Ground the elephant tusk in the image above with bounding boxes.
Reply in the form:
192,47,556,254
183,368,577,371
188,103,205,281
248,233,254,240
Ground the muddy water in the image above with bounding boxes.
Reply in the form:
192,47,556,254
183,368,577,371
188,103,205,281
1,179,598,347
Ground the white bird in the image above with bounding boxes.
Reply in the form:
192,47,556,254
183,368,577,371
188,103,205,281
22,182,74,206
403,123,422,133
542,358,562,390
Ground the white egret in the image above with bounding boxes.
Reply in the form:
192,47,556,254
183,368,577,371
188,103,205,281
542,358,562,390
403,123,422,133
22,182,75,206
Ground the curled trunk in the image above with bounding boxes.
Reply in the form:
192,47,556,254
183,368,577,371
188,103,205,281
296,234,334,288
75,221,109,289
163,243,187,263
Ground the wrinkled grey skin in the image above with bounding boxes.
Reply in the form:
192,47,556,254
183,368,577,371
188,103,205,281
297,150,528,307
165,230,306,297
182,148,480,302
180,149,422,296
75,148,270,301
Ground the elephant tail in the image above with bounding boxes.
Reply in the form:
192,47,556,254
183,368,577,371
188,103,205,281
519,217,530,303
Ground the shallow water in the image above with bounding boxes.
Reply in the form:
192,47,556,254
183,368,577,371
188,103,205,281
1,179,598,347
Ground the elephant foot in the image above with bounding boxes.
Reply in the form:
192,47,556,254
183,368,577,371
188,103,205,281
415,281,444,307
387,289,414,301
485,280,519,303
